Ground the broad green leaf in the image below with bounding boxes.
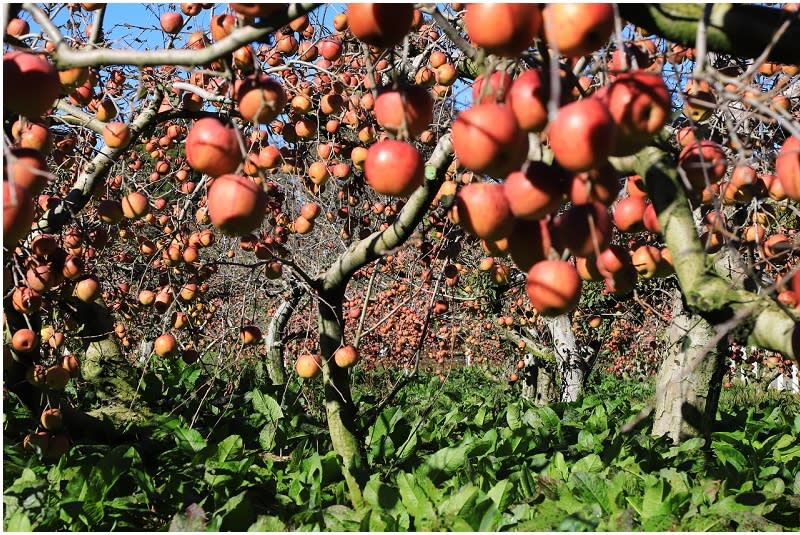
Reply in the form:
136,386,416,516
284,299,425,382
396,472,436,520
448,516,475,531
761,478,785,498
487,479,514,510
570,472,610,514
259,423,278,451
576,430,595,453
641,479,666,519
175,426,207,453
712,442,748,472
215,435,243,463
438,483,478,517
473,405,488,427
250,390,283,422
5,509,33,531
424,442,471,481
215,490,255,531
247,515,285,532
322,505,360,531
547,451,569,481
364,479,402,515
679,437,706,452
571,453,603,474
506,402,522,430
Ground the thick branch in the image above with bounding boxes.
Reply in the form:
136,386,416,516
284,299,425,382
34,89,164,235
264,281,303,386
619,4,800,65
634,146,798,360
23,3,319,68
322,133,454,291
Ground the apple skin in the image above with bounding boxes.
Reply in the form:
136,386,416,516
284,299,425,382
776,135,800,200
542,4,614,58
364,140,424,197
503,161,566,220
465,4,542,57
678,140,728,193
526,260,582,316
453,182,514,241
507,69,572,133
601,71,670,156
547,97,617,172
452,103,528,178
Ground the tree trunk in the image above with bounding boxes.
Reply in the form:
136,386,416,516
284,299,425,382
264,282,302,386
651,290,726,442
76,299,153,426
521,359,556,406
317,288,366,509
545,314,593,403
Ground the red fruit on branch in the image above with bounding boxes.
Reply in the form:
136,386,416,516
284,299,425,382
347,3,413,48
364,140,424,197
526,260,581,316
503,162,565,220
542,3,614,58
207,174,267,236
185,118,241,177
4,51,60,118
602,71,670,156
547,97,616,172
452,103,527,178
453,182,514,241
374,85,433,138
465,3,541,57
776,135,800,200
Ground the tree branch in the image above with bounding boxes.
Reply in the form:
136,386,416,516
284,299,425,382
322,134,454,291
34,88,164,235
633,146,799,361
22,3,319,68
619,4,800,65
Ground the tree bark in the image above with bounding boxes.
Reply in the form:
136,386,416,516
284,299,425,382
264,282,302,386
545,314,594,403
316,287,366,509
652,290,726,442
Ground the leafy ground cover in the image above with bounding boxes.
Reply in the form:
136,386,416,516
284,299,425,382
4,364,800,531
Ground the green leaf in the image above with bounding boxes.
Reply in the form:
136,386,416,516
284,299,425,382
506,402,522,430
175,426,207,453
571,453,604,474
215,435,243,463
424,442,471,482
641,479,666,519
570,472,610,514
761,478,785,498
247,515,285,532
322,505,360,531
396,472,436,520
214,491,255,531
250,390,283,421
487,479,514,510
364,479,402,515
438,483,479,518
712,443,747,472
678,437,706,452
259,423,278,452
547,451,570,481
5,509,33,531
576,430,595,453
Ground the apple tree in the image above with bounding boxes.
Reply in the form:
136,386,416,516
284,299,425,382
3,2,799,508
